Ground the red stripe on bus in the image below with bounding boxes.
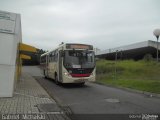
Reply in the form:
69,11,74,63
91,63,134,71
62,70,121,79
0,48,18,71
71,73,90,77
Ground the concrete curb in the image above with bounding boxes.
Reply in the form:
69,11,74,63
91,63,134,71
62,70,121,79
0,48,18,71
95,82,160,98
34,77,72,118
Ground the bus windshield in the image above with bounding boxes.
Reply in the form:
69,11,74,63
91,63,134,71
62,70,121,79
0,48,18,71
64,50,95,69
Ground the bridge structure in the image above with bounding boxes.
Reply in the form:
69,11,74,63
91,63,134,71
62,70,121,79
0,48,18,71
96,40,160,60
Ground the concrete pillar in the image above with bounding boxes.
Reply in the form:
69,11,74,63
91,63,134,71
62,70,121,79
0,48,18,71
0,10,22,97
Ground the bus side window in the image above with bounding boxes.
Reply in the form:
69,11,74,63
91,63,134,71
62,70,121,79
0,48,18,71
53,51,56,62
43,56,46,63
55,50,58,62
41,56,46,63
44,56,46,63
49,53,52,62
51,52,54,62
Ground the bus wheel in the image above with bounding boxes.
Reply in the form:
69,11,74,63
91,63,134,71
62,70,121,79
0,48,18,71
55,75,59,85
44,70,47,78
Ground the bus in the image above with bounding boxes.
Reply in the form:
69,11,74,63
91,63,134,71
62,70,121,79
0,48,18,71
40,43,96,85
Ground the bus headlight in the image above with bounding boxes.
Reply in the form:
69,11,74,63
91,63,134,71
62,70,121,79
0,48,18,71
64,72,70,76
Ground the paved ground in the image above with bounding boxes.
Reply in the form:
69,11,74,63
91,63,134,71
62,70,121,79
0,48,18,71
24,66,160,119
35,77,160,114
0,66,70,120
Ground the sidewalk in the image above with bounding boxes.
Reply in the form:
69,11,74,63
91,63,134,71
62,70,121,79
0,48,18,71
0,71,70,120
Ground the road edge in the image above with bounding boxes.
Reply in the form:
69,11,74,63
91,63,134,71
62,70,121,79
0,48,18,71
34,76,73,116
95,82,160,98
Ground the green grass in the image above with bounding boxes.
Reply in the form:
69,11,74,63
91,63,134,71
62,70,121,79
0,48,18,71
96,59,160,94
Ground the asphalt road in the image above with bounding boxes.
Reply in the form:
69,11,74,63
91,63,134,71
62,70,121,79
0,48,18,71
23,66,160,114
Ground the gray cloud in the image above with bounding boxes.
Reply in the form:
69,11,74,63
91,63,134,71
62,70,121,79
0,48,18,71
0,0,160,50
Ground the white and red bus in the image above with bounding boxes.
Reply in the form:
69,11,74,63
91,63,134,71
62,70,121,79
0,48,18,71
40,43,96,85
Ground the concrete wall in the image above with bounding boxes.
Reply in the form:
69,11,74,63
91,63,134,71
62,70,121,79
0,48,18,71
0,10,22,97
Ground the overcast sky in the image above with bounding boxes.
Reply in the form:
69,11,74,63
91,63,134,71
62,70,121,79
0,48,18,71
0,0,160,51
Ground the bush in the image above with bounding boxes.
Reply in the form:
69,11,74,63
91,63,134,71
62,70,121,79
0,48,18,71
143,54,153,61
96,60,124,74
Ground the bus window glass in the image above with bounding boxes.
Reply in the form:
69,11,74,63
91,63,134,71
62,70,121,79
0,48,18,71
64,50,95,68
41,55,46,63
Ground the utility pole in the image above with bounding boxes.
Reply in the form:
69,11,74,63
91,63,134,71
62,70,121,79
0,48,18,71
115,50,118,80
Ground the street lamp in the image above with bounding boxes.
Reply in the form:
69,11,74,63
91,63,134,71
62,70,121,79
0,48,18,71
153,29,160,62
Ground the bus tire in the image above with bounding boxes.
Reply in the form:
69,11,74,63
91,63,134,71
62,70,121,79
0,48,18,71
44,70,47,78
55,75,59,85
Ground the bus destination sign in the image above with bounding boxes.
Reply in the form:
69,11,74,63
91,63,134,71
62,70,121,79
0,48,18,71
66,44,93,50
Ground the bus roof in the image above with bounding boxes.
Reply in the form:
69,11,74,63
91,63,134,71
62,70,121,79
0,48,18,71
41,43,93,57
41,51,49,57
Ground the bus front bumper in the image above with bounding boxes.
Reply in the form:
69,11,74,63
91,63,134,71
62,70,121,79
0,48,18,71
62,74,95,83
